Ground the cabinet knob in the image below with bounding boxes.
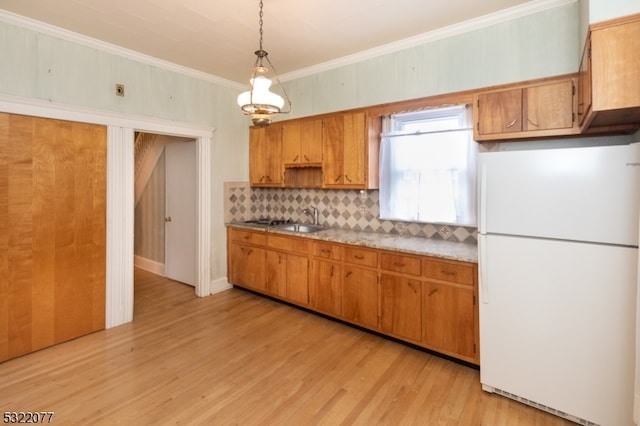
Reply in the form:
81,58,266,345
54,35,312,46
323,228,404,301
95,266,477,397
164,216,172,222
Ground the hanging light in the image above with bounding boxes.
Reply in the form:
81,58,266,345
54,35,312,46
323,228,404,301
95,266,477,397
237,0,292,127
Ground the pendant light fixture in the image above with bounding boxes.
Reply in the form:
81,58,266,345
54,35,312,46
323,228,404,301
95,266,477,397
237,0,291,127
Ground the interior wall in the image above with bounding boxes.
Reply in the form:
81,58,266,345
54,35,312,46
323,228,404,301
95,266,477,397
278,2,580,120
0,16,248,282
0,1,601,281
134,149,166,264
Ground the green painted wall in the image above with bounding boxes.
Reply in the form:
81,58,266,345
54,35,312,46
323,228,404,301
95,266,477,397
3,1,625,280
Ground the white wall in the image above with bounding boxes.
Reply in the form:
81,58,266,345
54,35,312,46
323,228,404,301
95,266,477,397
0,0,600,281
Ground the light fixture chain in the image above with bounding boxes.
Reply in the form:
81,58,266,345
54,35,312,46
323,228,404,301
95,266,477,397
258,0,264,51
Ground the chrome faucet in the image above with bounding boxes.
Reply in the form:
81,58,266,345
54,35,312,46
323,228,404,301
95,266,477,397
302,206,319,225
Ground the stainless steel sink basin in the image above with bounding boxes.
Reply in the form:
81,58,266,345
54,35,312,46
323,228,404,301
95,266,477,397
275,223,325,233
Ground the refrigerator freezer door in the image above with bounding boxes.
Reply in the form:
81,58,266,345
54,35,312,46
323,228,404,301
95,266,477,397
479,234,637,425
478,144,640,246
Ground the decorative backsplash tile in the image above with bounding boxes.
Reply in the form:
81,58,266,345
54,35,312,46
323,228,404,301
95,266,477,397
225,183,477,244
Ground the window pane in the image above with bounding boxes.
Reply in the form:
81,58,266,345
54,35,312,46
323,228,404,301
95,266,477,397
379,106,477,226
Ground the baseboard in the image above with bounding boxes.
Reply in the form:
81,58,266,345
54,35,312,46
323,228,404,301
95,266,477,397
210,277,233,295
134,255,165,276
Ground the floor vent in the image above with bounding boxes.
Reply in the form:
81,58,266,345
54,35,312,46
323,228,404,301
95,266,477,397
492,387,599,426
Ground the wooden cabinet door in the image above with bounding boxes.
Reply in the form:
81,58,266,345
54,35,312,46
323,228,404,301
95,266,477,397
0,113,106,362
423,282,476,360
285,254,309,305
267,250,308,304
322,112,366,187
591,17,640,112
309,259,342,316
524,80,574,132
322,114,344,186
249,124,283,186
341,112,366,186
228,242,266,292
476,88,522,135
380,274,422,341
300,119,323,164
343,266,378,329
282,119,323,166
266,250,287,298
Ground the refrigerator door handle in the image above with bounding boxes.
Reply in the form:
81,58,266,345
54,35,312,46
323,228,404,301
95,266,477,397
479,235,489,304
479,163,487,234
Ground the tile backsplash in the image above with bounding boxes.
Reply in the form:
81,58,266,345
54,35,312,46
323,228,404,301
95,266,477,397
224,182,477,244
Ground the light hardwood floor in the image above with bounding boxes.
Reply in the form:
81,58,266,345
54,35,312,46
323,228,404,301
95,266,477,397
0,269,574,425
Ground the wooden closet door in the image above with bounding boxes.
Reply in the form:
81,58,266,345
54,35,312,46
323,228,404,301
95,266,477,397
0,113,106,362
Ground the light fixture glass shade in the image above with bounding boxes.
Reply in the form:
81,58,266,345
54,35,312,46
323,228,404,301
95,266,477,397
237,76,285,114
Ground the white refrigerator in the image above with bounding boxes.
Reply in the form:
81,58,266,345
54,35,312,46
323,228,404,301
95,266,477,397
477,143,640,426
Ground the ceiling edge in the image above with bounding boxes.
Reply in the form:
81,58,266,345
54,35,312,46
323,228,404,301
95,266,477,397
278,0,577,82
0,9,245,91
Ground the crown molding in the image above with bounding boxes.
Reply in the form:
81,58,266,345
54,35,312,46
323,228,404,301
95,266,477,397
0,9,245,91
279,0,577,82
1,0,576,87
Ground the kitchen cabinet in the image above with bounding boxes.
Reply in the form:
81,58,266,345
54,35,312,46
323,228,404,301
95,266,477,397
249,124,283,187
322,111,379,189
266,234,309,305
422,258,477,362
226,225,479,364
578,14,640,132
474,76,578,141
342,247,379,329
309,242,342,316
227,228,267,292
282,119,323,167
379,252,423,342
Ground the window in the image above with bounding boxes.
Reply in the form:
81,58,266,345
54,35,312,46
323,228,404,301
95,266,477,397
379,105,477,226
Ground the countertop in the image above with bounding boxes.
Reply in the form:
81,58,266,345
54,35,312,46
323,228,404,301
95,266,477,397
226,222,478,263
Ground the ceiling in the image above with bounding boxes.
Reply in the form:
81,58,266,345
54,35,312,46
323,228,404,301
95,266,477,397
0,0,543,85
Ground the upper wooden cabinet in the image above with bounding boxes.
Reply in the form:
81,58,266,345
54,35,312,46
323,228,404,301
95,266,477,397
322,111,380,189
578,14,640,132
249,111,380,189
282,119,323,167
249,124,283,187
474,76,578,141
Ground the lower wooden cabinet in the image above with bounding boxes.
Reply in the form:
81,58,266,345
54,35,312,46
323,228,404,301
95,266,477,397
309,259,342,315
227,226,479,364
380,274,422,342
228,242,266,292
423,282,476,359
342,265,378,329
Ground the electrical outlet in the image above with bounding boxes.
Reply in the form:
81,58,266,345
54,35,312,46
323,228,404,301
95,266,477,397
115,84,125,97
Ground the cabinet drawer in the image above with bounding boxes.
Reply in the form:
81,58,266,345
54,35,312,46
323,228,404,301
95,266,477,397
422,258,475,286
313,242,342,260
380,252,421,276
344,246,378,267
268,235,308,254
229,228,267,246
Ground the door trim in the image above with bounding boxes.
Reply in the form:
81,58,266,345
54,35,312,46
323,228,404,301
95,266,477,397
0,94,214,328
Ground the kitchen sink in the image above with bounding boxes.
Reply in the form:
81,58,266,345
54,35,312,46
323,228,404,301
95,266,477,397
275,223,325,233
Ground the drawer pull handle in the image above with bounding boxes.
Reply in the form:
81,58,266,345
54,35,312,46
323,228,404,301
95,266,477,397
320,249,330,254
429,288,439,297
394,262,406,267
354,255,364,260
293,155,299,162
334,174,342,182
441,270,455,276
506,118,518,128
345,271,352,278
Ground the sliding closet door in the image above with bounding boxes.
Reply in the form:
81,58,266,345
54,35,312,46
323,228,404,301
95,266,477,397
0,112,106,362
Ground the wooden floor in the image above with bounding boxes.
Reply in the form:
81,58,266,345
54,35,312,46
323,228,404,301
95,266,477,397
0,269,575,425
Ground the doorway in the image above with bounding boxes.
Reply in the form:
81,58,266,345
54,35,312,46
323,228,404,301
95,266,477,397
0,94,214,329
134,133,197,286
